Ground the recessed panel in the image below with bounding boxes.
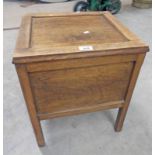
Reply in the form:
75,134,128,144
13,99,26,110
31,15,128,48
29,62,134,114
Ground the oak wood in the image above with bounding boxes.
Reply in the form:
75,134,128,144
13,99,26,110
26,54,137,72
38,101,124,120
115,53,146,131
15,65,45,146
13,46,147,64
104,12,140,41
30,15,127,48
29,62,133,114
15,15,32,49
12,12,148,64
13,12,149,146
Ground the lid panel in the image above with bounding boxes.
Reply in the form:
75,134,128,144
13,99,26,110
30,15,128,48
13,12,149,64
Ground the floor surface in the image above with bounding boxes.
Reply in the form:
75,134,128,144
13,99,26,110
4,0,152,155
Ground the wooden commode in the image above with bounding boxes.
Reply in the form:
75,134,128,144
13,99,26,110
12,12,149,146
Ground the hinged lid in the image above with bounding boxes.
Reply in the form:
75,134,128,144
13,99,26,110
13,12,149,63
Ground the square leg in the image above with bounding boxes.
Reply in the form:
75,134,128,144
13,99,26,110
114,53,146,132
16,65,45,146
115,107,129,132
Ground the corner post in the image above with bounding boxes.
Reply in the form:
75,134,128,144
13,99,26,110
115,53,146,131
15,64,45,146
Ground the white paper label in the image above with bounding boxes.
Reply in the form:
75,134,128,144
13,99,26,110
79,46,94,51
83,31,90,34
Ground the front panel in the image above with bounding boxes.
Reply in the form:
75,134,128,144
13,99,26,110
29,59,134,114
